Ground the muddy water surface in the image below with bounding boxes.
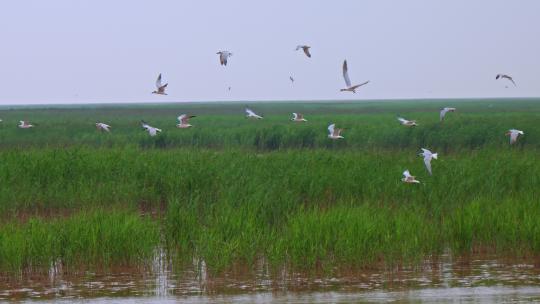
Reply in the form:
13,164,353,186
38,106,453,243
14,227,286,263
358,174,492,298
2,255,540,303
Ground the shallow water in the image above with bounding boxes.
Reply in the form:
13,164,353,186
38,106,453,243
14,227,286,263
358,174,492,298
3,255,540,303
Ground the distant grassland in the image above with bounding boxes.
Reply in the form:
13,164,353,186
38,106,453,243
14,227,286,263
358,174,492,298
0,98,539,150
0,99,539,274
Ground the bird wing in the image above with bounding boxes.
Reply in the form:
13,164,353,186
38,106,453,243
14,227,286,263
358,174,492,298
177,114,187,123
397,117,407,124
221,53,228,65
292,113,298,119
218,52,224,65
158,83,168,92
245,108,257,116
440,109,447,121
141,121,150,129
403,170,411,178
295,45,302,51
303,47,311,58
342,60,351,87
424,157,433,175
501,75,516,86
328,124,335,135
156,74,163,89
510,131,518,144
349,81,370,90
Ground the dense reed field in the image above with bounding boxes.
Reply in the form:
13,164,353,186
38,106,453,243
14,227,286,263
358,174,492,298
0,99,539,274
1,98,539,150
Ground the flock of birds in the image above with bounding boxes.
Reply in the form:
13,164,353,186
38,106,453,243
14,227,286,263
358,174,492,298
12,45,524,184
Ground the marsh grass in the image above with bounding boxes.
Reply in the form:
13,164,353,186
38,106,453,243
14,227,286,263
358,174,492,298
0,99,539,273
0,99,538,150
0,210,158,273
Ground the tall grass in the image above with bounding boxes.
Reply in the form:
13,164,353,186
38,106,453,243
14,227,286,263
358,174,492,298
0,210,159,273
1,148,537,213
0,100,539,273
0,99,538,150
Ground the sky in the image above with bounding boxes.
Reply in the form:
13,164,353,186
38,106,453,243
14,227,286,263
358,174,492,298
0,0,538,104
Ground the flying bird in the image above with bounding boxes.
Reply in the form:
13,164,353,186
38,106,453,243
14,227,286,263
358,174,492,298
95,122,111,132
291,113,307,122
141,121,162,136
402,170,420,184
245,108,263,119
289,76,294,83
295,45,311,58
327,123,344,139
397,117,418,127
496,74,516,86
340,60,369,93
217,51,233,66
440,107,456,122
506,129,524,144
419,148,438,175
18,121,33,129
176,114,196,128
152,74,168,95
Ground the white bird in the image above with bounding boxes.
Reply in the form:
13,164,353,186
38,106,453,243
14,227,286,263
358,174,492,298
18,121,33,128
419,148,438,175
295,45,311,58
217,51,232,66
291,113,307,122
402,170,420,184
440,107,456,122
340,60,369,93
328,123,344,139
176,114,196,128
506,129,524,144
245,108,263,119
141,121,162,136
496,74,516,86
95,122,111,132
152,74,168,95
397,117,418,127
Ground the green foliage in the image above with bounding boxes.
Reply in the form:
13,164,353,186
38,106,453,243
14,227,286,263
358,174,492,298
0,210,158,273
1,99,539,273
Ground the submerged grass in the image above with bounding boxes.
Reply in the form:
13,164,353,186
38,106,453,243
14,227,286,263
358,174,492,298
0,99,539,273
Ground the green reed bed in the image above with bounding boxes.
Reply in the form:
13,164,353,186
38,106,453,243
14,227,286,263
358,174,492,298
0,100,539,273
0,210,158,273
0,99,539,150
1,148,537,213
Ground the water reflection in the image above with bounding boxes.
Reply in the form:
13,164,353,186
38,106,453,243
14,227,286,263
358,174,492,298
2,254,540,302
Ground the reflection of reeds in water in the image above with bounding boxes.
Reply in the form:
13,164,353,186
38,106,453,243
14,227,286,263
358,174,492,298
152,246,171,297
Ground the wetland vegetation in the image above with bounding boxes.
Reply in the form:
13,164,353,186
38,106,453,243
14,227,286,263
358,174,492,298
0,99,539,275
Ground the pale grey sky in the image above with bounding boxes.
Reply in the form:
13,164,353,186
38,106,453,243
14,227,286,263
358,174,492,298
0,0,538,104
